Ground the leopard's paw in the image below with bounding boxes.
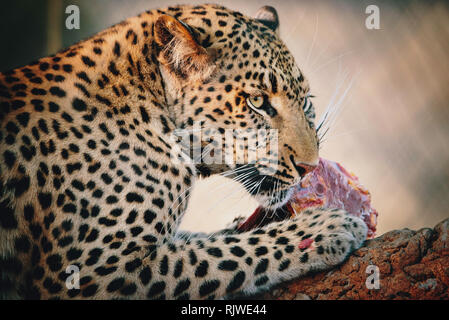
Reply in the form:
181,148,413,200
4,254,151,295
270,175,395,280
297,209,368,267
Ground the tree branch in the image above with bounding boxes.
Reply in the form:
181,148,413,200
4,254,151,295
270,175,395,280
256,218,449,300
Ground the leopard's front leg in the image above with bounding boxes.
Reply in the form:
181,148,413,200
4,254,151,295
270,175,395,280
138,208,367,299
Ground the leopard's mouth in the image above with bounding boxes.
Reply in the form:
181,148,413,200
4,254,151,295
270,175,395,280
237,200,296,232
234,165,293,198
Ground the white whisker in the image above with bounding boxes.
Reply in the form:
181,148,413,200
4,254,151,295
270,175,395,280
312,50,353,74
304,13,319,69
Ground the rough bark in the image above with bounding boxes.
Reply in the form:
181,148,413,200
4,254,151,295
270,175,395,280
258,218,449,300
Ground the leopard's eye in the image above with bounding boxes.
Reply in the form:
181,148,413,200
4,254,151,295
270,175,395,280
303,96,310,112
246,95,278,118
247,96,264,110
303,94,314,113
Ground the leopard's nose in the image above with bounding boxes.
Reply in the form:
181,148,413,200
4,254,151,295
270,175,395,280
290,155,317,178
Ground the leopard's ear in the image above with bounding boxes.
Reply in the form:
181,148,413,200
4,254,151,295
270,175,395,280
154,15,215,83
255,6,279,33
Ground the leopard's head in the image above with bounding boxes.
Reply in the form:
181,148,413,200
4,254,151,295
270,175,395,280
154,4,318,209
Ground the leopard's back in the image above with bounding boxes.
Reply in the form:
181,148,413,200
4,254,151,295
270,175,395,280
0,4,367,299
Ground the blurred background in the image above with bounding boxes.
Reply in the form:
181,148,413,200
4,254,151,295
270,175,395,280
1,0,448,235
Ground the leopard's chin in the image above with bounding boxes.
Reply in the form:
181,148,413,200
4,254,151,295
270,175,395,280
237,186,297,232
254,186,296,210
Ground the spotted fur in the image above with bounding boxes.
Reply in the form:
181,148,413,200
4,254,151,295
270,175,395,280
0,4,367,299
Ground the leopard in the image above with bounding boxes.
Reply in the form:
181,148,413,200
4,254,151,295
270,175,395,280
0,4,367,299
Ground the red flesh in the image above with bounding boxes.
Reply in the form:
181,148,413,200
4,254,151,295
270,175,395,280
237,158,378,238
